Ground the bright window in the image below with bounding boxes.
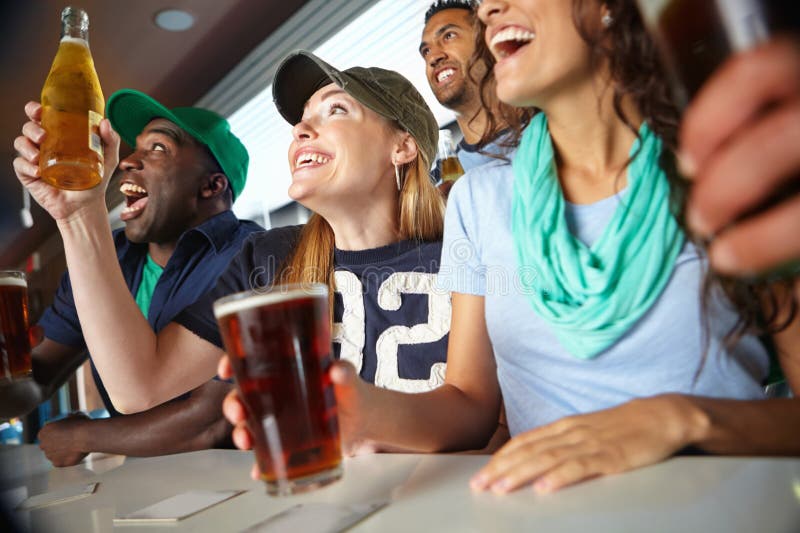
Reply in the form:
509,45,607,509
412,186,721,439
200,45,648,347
219,0,456,223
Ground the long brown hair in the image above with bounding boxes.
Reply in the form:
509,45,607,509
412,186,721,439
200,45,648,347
474,0,796,345
275,132,445,312
464,7,533,153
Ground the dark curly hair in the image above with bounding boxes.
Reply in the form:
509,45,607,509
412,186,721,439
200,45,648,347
424,0,475,24
472,0,797,353
425,0,532,154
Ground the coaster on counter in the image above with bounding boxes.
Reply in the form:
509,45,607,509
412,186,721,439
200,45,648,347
113,489,245,524
243,501,388,533
15,482,98,510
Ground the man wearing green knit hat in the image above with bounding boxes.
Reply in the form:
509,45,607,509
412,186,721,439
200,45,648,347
9,89,262,464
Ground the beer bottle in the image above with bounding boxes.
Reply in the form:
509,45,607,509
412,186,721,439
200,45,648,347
637,0,798,107
39,7,104,190
437,129,464,183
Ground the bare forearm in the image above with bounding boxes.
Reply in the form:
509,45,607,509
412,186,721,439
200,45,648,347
0,341,86,418
685,283,800,454
361,383,499,453
1,354,83,418
32,346,87,401
56,204,158,408
67,384,233,457
687,396,800,455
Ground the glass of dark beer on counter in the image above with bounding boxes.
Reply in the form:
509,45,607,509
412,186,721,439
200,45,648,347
636,0,800,107
213,283,342,495
0,271,32,381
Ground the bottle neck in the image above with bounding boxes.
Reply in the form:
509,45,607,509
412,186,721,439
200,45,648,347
60,9,90,43
61,24,89,42
438,143,456,160
438,131,457,160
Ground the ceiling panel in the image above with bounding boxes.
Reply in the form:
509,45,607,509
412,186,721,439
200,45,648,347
0,0,309,267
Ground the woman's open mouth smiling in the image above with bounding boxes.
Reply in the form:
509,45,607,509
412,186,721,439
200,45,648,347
293,148,333,173
489,26,536,59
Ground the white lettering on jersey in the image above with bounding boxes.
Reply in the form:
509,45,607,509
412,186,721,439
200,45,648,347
332,270,365,375
331,271,451,393
375,272,450,393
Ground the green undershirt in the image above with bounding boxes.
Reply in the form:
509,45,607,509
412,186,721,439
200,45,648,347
134,254,164,319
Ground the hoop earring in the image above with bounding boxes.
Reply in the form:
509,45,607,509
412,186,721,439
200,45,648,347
602,12,613,28
394,163,402,191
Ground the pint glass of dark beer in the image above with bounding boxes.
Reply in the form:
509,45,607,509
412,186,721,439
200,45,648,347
213,283,341,495
636,0,800,107
0,271,32,381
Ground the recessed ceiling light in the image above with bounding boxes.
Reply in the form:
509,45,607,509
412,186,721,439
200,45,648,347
154,9,195,32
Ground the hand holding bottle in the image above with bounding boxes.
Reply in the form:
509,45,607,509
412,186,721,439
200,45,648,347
437,129,464,183
13,101,120,223
39,6,106,190
681,37,800,276
435,129,464,200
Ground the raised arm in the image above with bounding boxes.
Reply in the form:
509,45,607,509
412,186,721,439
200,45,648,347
50,195,221,412
14,102,222,413
38,379,233,467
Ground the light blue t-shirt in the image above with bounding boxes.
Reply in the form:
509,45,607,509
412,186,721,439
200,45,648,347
456,132,511,171
438,159,768,436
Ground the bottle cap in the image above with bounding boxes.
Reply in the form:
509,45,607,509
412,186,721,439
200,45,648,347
61,7,89,31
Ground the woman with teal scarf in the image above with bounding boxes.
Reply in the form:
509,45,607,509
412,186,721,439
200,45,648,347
224,0,800,493
455,0,799,493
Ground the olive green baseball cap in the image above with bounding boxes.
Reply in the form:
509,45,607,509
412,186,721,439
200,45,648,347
272,51,438,164
106,89,248,200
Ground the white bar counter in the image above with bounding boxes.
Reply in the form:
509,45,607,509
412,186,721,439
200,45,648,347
1,445,798,532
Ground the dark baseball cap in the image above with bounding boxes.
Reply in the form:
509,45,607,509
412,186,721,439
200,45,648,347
106,89,249,200
272,51,438,164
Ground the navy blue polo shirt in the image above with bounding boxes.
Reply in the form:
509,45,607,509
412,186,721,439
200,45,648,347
37,210,263,416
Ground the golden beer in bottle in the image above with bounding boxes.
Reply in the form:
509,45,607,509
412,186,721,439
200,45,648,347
437,129,464,183
39,7,104,190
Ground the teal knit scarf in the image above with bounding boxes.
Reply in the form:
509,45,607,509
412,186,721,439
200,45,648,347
511,113,684,359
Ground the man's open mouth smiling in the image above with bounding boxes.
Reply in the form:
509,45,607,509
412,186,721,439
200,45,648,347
120,182,149,221
435,66,458,85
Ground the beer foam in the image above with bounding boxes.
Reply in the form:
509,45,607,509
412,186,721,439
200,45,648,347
0,275,26,288
60,36,89,47
214,285,327,319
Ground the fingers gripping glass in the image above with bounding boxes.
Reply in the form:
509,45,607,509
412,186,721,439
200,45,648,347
0,271,32,381
214,283,342,496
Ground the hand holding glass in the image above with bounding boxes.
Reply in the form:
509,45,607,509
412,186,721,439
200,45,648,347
0,271,32,381
636,0,798,107
214,284,341,496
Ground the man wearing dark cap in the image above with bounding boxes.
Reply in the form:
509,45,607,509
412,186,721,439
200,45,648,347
9,90,262,465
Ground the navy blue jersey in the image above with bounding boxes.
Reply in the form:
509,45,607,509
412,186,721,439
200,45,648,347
178,227,450,393
331,240,449,392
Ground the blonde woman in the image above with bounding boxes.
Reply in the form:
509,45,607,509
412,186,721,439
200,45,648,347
14,52,450,423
